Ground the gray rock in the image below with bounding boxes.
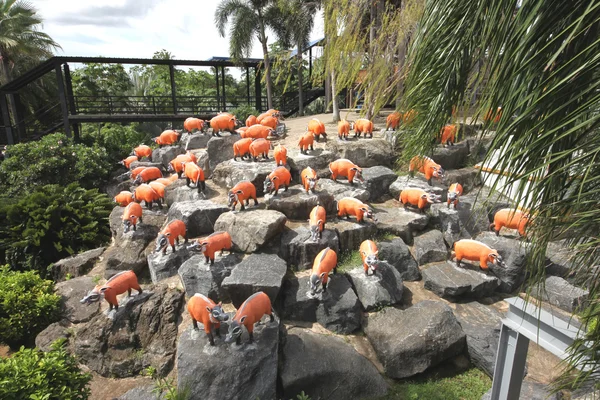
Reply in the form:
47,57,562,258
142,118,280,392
372,206,428,245
56,276,101,324
287,149,339,183
481,381,559,400
129,161,164,171
264,185,335,219
345,263,404,311
176,322,278,400
378,238,421,281
281,275,361,334
167,200,229,238
211,159,278,196
458,187,512,237
164,179,218,204
422,261,499,299
365,301,466,379
109,205,167,241
35,322,71,352
279,226,340,270
531,276,589,313
361,166,398,201
147,247,192,283
152,145,185,168
178,253,243,302
389,176,446,201
545,240,575,278
454,301,502,377
429,204,471,247
431,141,470,170
329,219,377,253
74,287,184,378
117,385,162,400
51,247,105,281
476,231,528,293
318,178,370,202
413,230,448,265
457,122,483,137
221,253,287,308
214,210,287,253
280,327,389,400
189,149,210,172
181,132,210,149
207,135,239,172
326,138,395,168
443,167,482,194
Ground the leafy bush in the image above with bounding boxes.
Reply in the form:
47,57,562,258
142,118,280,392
0,183,113,276
230,105,259,121
80,122,154,162
0,339,91,399
0,266,61,347
0,133,112,197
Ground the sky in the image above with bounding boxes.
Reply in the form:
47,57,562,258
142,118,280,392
35,0,324,71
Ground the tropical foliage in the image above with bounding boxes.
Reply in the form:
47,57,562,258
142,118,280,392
0,266,61,346
0,183,113,276
79,122,154,162
401,0,600,391
0,339,91,399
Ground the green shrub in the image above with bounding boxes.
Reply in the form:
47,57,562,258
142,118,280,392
0,266,61,347
0,339,91,399
80,122,154,162
0,133,112,197
0,183,113,276
230,105,259,121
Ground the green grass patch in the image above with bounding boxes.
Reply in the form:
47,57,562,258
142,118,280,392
375,231,398,242
337,250,363,273
377,368,491,400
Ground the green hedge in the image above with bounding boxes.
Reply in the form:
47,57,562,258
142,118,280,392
80,122,154,162
0,266,61,347
0,339,91,399
0,183,113,276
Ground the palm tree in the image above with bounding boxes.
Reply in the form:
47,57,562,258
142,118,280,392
0,0,60,84
401,0,600,392
215,0,284,110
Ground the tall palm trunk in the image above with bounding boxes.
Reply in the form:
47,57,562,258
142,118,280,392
297,43,304,116
331,69,339,122
258,18,274,110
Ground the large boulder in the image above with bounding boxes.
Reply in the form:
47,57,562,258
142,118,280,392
372,206,428,245
326,138,395,168
56,276,101,324
279,226,340,270
389,176,446,201
280,327,389,400
117,385,161,400
211,159,277,196
481,381,559,400
147,247,192,283
443,167,482,194
214,210,287,253
166,200,229,238
429,203,471,247
221,253,287,308
264,186,335,219
545,240,575,278
207,135,239,172
361,166,398,201
129,161,164,171
454,301,502,377
176,322,278,400
422,262,499,299
152,145,185,168
413,230,448,265
329,219,377,253
181,132,210,149
178,253,243,302
458,187,512,237
476,231,528,293
74,286,184,378
378,238,421,281
365,301,466,379
164,179,217,204
345,263,404,311
318,178,370,202
109,205,167,240
35,322,71,352
531,276,589,313
281,275,361,334
287,149,339,182
431,141,470,170
51,247,105,281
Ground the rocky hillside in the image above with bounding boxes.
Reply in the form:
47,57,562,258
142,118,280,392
37,113,587,400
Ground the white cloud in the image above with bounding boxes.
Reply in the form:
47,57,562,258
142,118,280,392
35,0,324,71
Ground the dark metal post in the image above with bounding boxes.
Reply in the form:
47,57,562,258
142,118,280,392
246,66,250,107
215,67,220,112
63,63,80,141
254,67,262,112
0,93,14,144
9,94,25,141
221,66,226,111
169,64,177,114
55,62,71,138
